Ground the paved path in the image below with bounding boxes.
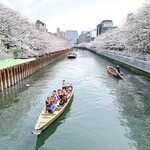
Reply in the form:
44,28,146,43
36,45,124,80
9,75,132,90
0,58,35,69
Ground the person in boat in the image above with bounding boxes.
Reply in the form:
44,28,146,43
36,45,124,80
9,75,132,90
57,89,63,100
62,88,67,96
59,95,67,106
52,90,58,101
47,100,57,113
115,65,120,73
46,95,57,113
46,96,54,107
66,89,71,99
62,80,68,90
46,97,50,107
59,98,65,106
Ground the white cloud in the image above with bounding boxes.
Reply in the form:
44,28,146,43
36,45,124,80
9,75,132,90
0,0,146,33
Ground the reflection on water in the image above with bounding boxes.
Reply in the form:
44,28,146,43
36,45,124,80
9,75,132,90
0,81,28,111
35,99,73,150
103,73,150,150
116,75,150,150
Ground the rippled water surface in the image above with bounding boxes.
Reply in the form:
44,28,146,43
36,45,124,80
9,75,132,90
0,50,150,150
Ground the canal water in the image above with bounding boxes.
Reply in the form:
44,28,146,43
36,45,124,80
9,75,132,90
0,50,150,150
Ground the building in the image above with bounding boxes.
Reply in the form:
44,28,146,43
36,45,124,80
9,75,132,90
78,31,88,43
35,20,47,32
60,31,65,39
57,27,60,37
97,20,113,36
127,13,134,22
78,29,96,44
90,29,96,41
56,28,65,39
65,30,78,44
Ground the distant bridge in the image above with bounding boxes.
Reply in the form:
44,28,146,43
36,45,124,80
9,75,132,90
73,46,87,50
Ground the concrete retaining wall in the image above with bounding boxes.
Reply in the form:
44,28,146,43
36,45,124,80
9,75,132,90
88,48,150,77
0,49,70,92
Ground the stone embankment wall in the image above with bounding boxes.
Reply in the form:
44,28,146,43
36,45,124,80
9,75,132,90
88,48,150,77
0,49,70,92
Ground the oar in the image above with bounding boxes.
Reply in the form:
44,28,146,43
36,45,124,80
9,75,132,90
116,69,123,79
118,73,123,79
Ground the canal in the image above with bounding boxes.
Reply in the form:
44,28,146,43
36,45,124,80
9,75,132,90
0,50,150,150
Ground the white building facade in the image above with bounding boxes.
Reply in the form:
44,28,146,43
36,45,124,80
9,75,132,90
78,29,96,44
35,20,47,32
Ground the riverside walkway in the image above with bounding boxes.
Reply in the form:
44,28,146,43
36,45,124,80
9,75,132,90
0,58,35,70
0,49,70,91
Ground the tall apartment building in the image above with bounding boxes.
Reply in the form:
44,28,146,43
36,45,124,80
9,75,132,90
35,20,47,32
90,29,96,41
97,20,113,36
78,29,96,44
78,31,88,43
65,30,78,44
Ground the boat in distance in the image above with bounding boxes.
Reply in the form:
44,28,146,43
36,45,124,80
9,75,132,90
32,84,74,135
67,53,77,59
107,66,123,78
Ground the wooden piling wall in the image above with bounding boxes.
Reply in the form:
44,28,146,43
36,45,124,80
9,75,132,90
0,49,70,92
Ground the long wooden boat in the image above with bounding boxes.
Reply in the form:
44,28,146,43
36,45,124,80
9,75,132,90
67,53,77,59
32,84,74,135
107,66,123,78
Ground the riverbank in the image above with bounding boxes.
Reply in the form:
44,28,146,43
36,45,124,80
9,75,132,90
85,48,150,78
0,49,70,92
0,58,36,70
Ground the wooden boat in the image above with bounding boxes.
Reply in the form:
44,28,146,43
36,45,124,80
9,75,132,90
32,84,74,135
67,53,77,59
107,66,123,78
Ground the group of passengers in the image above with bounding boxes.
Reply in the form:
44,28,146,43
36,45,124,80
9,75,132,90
45,80,71,113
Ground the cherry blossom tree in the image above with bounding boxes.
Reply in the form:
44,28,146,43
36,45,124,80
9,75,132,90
87,0,150,55
0,2,71,58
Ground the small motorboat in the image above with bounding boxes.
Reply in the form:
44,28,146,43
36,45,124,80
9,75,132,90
107,66,123,78
67,53,77,59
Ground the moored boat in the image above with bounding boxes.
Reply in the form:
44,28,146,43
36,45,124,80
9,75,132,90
32,84,74,135
107,66,123,78
67,53,77,59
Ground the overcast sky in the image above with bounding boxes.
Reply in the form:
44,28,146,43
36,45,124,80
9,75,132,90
0,0,146,34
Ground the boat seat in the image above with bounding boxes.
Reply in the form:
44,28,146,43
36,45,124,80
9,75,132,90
42,116,52,118
37,121,46,123
41,112,56,116
41,113,50,116
55,106,62,111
